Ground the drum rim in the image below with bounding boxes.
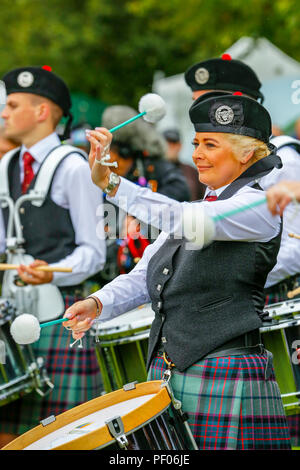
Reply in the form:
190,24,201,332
2,380,171,450
91,304,155,337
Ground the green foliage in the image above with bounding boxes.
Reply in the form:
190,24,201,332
0,0,300,112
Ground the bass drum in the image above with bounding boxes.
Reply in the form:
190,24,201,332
3,381,198,450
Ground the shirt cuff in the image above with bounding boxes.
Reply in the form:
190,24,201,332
91,289,114,322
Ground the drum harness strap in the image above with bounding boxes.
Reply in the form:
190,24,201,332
160,352,198,449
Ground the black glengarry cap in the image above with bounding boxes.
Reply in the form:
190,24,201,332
189,91,271,143
185,54,264,102
2,66,72,139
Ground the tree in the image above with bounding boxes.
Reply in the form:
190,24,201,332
0,0,299,109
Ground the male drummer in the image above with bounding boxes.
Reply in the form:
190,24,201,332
0,66,106,447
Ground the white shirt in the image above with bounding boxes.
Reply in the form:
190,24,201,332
259,144,300,287
0,132,106,286
94,177,280,322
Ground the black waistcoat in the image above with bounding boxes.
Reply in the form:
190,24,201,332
2,149,78,264
146,152,282,371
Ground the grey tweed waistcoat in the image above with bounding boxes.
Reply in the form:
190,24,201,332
146,152,282,371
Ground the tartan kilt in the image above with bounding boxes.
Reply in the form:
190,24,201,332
148,352,291,450
0,293,103,436
265,288,300,449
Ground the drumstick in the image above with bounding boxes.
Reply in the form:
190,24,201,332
288,232,300,240
40,317,68,328
287,286,300,299
0,264,72,273
212,197,267,222
109,94,166,132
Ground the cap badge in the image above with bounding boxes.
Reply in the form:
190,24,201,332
17,71,34,88
194,67,209,85
215,105,234,125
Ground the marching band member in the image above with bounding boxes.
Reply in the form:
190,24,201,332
99,55,300,447
0,66,106,447
64,92,291,450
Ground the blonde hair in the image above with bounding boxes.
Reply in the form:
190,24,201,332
223,133,270,164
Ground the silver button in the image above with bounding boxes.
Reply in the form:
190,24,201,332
163,268,169,275
157,284,162,292
162,337,167,343
157,301,162,309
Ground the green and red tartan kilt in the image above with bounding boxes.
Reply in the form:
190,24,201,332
264,289,300,449
148,352,291,450
0,293,103,436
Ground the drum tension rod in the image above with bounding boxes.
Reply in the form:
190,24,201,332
106,416,128,450
40,415,56,427
123,381,138,391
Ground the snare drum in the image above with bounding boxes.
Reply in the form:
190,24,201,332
91,304,155,393
260,299,300,413
0,298,53,406
2,381,198,450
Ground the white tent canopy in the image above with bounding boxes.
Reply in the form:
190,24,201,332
226,37,300,81
153,37,300,163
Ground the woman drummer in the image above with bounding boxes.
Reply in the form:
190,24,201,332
64,92,291,450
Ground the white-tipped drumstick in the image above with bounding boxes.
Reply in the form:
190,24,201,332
109,93,166,132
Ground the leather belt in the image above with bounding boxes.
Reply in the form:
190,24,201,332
156,329,264,361
204,344,264,359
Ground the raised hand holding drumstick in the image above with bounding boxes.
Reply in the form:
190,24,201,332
85,128,118,194
85,93,167,195
266,181,300,215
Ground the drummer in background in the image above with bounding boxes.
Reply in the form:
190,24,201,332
64,92,291,450
162,128,206,201
0,128,19,287
98,105,190,282
0,66,106,448
186,57,300,309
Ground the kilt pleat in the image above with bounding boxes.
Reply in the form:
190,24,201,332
0,293,103,436
148,353,291,450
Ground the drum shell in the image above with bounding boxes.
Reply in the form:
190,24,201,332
261,300,300,413
93,305,154,393
2,381,196,451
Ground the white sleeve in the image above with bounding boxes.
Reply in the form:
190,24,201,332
110,179,280,243
107,177,180,230
259,146,300,189
200,187,281,242
92,231,168,322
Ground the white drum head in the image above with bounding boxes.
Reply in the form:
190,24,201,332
25,394,156,450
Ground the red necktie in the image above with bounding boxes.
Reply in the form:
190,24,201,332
22,151,35,194
204,193,217,201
